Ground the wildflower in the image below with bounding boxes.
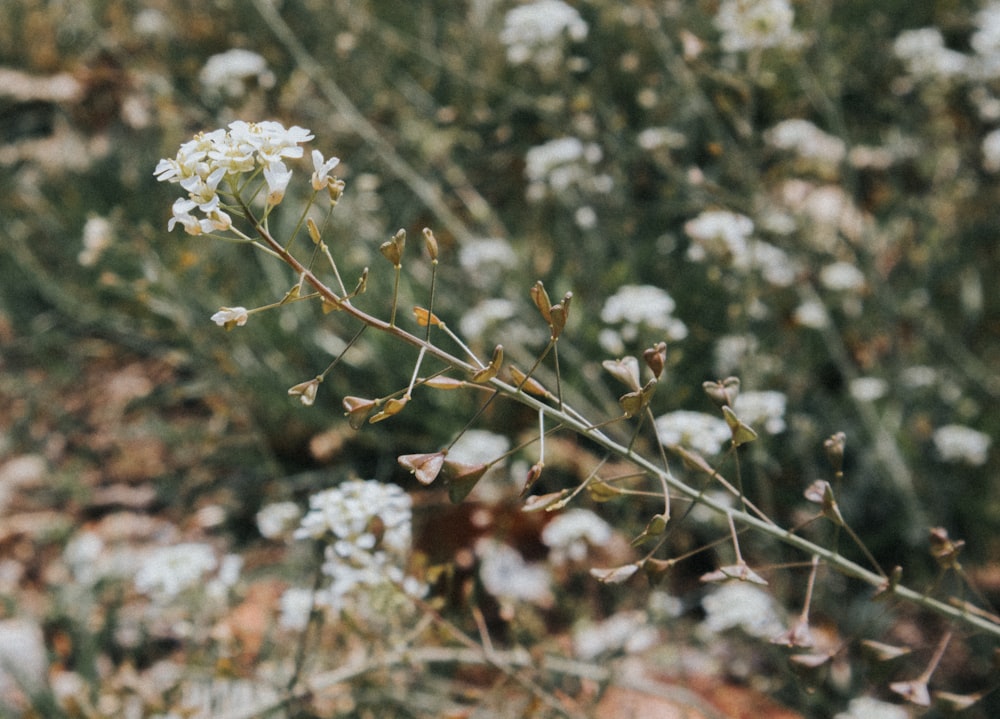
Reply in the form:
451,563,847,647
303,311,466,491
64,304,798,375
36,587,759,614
211,306,249,328
78,215,113,267
199,49,274,98
500,0,588,67
700,582,784,639
311,149,340,190
765,119,846,165
819,261,866,292
893,28,967,79
834,697,908,719
849,377,888,402
933,424,992,466
541,508,613,564
256,501,302,540
793,299,828,329
134,543,218,600
263,161,292,206
655,411,731,455
476,538,553,606
715,0,801,53
458,238,519,288
685,210,799,287
733,390,787,434
983,128,1000,171
599,285,689,347
278,587,314,630
524,137,607,200
573,611,657,660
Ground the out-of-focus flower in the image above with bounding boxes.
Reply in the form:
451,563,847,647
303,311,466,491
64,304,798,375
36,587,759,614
78,215,113,266
715,0,801,53
700,582,784,638
458,238,519,289
573,611,658,660
541,509,613,564
256,501,302,540
834,697,908,719
733,390,787,434
793,299,828,329
134,543,218,600
199,49,275,98
599,284,688,353
459,298,519,342
500,0,588,68
933,424,992,466
655,411,731,455
983,128,1000,171
849,377,888,402
278,587,314,630
524,137,608,201
765,119,846,165
893,28,967,79
211,306,249,328
476,538,552,606
685,210,799,287
819,261,866,292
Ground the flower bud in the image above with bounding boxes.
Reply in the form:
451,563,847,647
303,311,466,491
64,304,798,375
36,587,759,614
422,227,439,262
530,280,552,324
643,342,667,379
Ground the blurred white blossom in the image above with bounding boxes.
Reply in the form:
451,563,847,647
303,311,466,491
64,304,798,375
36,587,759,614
256,501,302,540
733,390,787,434
573,611,657,660
458,237,519,288
199,49,275,98
685,210,799,287
541,509,613,564
78,215,113,267
893,28,967,79
135,543,218,600
500,0,588,68
819,261,866,292
849,377,888,402
524,137,608,200
933,424,992,466
476,538,552,606
278,587,314,631
700,582,784,638
655,411,731,455
715,0,801,53
792,299,828,329
599,284,688,349
835,696,908,719
983,128,1000,171
211,306,249,328
765,119,846,164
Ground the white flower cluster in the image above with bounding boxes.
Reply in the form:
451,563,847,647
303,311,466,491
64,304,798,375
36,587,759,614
598,284,688,354
541,508,613,565
499,0,588,68
655,410,731,456
199,49,275,99
714,0,801,53
933,424,992,466
893,28,967,79
524,136,610,201
154,121,334,235
700,582,785,639
134,542,218,600
684,210,799,287
834,697,908,719
294,480,423,611
476,538,553,606
573,610,658,660
764,118,846,165
733,390,787,434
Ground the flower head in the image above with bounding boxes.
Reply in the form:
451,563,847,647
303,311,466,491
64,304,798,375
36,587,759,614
211,306,249,329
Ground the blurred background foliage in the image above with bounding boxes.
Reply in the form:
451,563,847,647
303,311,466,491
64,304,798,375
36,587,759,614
1,0,999,714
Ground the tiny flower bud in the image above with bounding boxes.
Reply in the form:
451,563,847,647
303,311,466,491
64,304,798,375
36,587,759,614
307,217,322,245
530,280,552,324
823,431,846,472
288,377,322,406
398,451,447,485
424,376,464,390
327,179,345,205
211,306,250,329
703,376,740,407
722,405,757,446
380,229,406,266
342,396,377,429
422,227,439,262
602,357,641,391
520,462,544,498
929,526,964,569
643,342,667,379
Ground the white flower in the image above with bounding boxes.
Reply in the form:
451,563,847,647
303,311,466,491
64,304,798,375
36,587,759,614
893,28,967,79
311,150,340,190
447,430,511,467
933,424,992,466
835,696,908,719
573,611,657,660
765,119,846,164
733,390,787,434
134,543,218,600
849,377,888,402
715,0,800,53
983,128,1000,172
256,501,302,539
524,137,606,200
211,306,249,328
458,237,520,287
199,49,274,97
819,261,866,292
278,587,314,630
263,161,293,205
459,298,518,341
476,539,552,606
685,210,799,287
700,582,784,638
793,299,828,329
655,411,731,455
541,509,613,564
500,0,588,67
600,284,689,341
